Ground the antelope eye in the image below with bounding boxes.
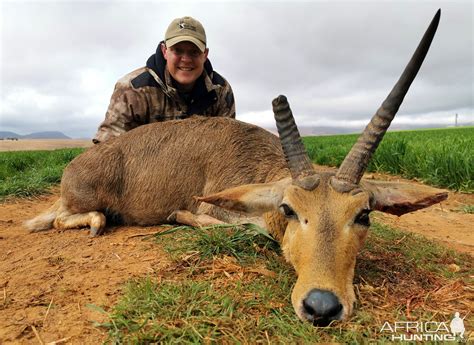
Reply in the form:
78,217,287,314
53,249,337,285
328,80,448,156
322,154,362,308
279,203,298,220
355,209,371,227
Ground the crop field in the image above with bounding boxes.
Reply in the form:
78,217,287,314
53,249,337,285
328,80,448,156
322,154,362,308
0,127,472,201
0,148,85,200
303,126,474,192
0,127,473,342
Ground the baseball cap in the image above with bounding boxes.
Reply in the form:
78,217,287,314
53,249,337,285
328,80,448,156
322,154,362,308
165,16,207,52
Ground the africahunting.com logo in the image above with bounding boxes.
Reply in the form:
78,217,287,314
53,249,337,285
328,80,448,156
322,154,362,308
379,312,467,341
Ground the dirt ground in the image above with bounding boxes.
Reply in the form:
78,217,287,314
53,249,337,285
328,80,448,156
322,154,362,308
365,173,474,255
0,139,93,152
0,142,472,343
0,192,171,343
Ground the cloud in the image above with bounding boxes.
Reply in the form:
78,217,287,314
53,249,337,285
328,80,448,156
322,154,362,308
0,1,472,138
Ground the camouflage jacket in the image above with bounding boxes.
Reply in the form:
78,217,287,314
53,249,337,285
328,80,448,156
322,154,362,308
93,42,235,143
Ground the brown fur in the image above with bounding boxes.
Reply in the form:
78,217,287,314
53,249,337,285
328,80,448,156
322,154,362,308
26,117,288,232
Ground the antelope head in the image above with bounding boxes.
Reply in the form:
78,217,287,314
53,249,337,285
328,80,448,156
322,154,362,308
198,10,446,325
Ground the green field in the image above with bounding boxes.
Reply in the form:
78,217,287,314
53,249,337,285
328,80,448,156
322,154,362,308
0,126,472,201
303,126,473,192
0,148,85,200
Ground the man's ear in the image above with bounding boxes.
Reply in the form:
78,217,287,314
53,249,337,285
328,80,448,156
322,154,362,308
196,178,291,215
161,43,168,60
361,180,448,216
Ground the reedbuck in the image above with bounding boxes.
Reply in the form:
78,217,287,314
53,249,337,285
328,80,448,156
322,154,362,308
27,11,446,325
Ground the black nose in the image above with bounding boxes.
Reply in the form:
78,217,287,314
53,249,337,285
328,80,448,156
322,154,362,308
302,289,343,326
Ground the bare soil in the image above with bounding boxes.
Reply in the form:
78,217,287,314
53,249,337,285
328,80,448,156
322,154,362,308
365,173,474,255
0,192,172,343
0,144,472,343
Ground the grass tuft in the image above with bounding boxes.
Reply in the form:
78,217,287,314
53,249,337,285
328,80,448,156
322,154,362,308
458,204,474,214
154,223,280,264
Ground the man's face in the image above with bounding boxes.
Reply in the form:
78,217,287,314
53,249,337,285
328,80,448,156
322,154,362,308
161,41,209,91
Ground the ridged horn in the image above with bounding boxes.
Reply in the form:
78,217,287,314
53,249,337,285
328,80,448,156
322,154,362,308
272,95,319,190
333,9,441,191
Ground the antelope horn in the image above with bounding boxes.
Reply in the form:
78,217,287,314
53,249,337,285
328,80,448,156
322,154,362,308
333,9,441,191
272,95,319,190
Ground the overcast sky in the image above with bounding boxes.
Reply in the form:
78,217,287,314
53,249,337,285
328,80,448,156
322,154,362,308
0,0,472,138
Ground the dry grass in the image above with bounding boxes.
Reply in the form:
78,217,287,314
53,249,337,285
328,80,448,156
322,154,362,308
0,139,92,152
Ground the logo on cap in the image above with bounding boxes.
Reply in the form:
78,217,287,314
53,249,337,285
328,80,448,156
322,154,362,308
178,20,196,32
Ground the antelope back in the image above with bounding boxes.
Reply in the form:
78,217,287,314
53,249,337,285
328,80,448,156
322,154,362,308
60,117,288,224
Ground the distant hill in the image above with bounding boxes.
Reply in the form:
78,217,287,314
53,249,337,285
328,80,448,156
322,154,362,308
23,131,71,139
0,131,20,138
0,131,71,139
298,126,357,136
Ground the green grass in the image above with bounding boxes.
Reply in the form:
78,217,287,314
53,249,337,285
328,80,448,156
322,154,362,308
94,222,473,343
303,126,474,192
94,278,315,343
0,148,85,200
154,223,279,263
458,204,474,214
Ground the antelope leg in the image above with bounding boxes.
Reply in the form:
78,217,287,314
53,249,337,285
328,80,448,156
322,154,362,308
53,210,106,237
167,210,225,227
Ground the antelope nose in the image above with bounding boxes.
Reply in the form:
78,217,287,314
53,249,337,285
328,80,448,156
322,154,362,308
303,289,343,326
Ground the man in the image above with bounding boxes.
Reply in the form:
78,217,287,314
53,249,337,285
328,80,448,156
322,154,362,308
93,16,235,144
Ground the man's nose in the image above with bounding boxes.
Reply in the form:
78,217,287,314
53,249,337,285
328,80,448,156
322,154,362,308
180,53,193,61
181,53,193,61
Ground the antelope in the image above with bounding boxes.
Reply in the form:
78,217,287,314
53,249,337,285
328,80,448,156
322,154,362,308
26,10,445,325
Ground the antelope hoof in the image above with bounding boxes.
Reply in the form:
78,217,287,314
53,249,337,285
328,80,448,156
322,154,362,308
89,226,102,237
166,211,178,223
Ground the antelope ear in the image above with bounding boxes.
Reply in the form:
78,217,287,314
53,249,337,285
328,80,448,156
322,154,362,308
196,178,291,215
361,180,448,216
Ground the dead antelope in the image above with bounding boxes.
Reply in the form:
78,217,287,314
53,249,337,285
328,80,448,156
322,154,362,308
26,10,445,325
